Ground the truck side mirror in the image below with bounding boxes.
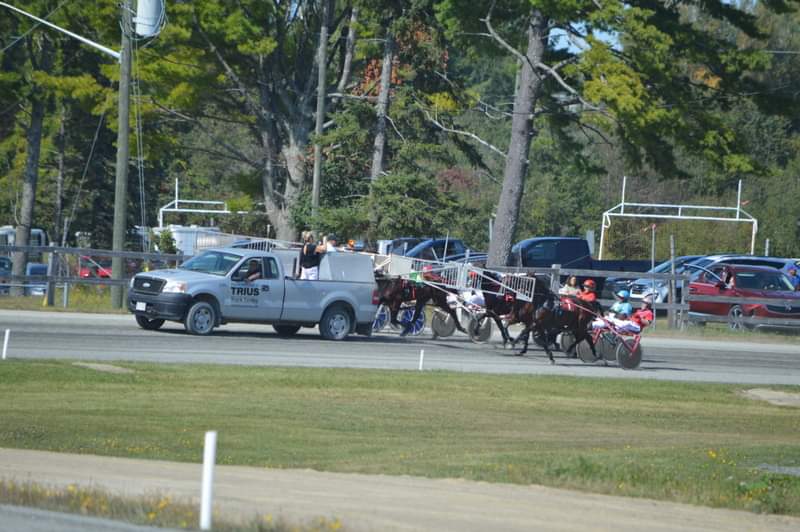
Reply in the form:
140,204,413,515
231,271,243,282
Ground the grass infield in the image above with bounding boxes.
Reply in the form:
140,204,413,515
1,360,798,516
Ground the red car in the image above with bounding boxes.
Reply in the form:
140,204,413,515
78,256,112,278
688,264,800,330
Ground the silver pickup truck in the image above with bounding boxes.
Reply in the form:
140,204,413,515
127,247,378,340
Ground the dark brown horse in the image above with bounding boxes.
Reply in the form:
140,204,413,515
375,274,466,337
469,271,548,346
512,293,602,363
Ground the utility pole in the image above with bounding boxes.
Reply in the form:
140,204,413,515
311,0,330,222
111,0,133,308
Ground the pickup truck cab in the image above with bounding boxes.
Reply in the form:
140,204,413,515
128,248,378,340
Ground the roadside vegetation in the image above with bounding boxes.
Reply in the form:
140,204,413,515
0,286,126,314
643,319,800,344
1,361,798,516
0,479,344,531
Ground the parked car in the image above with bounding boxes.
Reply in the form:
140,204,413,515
509,237,653,294
377,238,428,256
78,256,113,278
403,238,482,262
509,237,653,271
689,253,797,273
617,255,703,303
687,264,800,330
0,256,11,295
24,262,48,297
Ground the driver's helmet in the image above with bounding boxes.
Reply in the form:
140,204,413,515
422,264,433,272
615,290,630,300
582,279,596,290
642,295,654,307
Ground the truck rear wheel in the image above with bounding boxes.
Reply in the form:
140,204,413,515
184,301,217,335
136,315,164,331
319,304,352,340
273,324,301,337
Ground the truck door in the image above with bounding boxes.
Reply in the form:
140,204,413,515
227,257,285,321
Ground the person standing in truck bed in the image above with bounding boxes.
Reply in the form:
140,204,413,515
300,231,325,280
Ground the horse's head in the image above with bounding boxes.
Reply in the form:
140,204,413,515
376,276,403,296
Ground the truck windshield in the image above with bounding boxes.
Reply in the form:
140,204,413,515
180,251,242,276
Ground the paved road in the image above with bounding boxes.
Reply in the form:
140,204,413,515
1,310,798,385
3,448,800,532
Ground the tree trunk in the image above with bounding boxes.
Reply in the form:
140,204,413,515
10,95,46,297
336,7,358,94
370,33,394,182
486,12,548,268
54,106,67,246
312,0,331,221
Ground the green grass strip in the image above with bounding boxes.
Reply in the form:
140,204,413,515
0,479,344,531
1,361,799,515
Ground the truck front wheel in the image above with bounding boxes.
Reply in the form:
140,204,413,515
319,304,352,340
184,301,217,335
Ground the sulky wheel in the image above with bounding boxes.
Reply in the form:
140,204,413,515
559,332,577,358
468,314,493,343
598,333,618,362
576,340,599,363
372,304,390,332
399,307,426,336
615,338,643,370
431,309,456,338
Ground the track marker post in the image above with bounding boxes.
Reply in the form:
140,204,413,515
2,329,9,360
200,430,217,531
418,349,424,371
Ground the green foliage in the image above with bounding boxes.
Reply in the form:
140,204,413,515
156,229,177,254
2,0,800,258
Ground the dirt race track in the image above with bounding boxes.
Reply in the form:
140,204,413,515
2,448,799,532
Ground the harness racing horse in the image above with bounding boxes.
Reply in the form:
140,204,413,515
375,274,467,337
469,271,541,346
512,292,602,363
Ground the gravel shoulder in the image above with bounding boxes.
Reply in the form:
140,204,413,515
2,448,799,532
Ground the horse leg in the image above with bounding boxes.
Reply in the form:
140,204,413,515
492,313,510,345
580,329,600,362
564,336,580,357
389,300,402,327
514,323,532,355
542,332,556,364
446,303,467,334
